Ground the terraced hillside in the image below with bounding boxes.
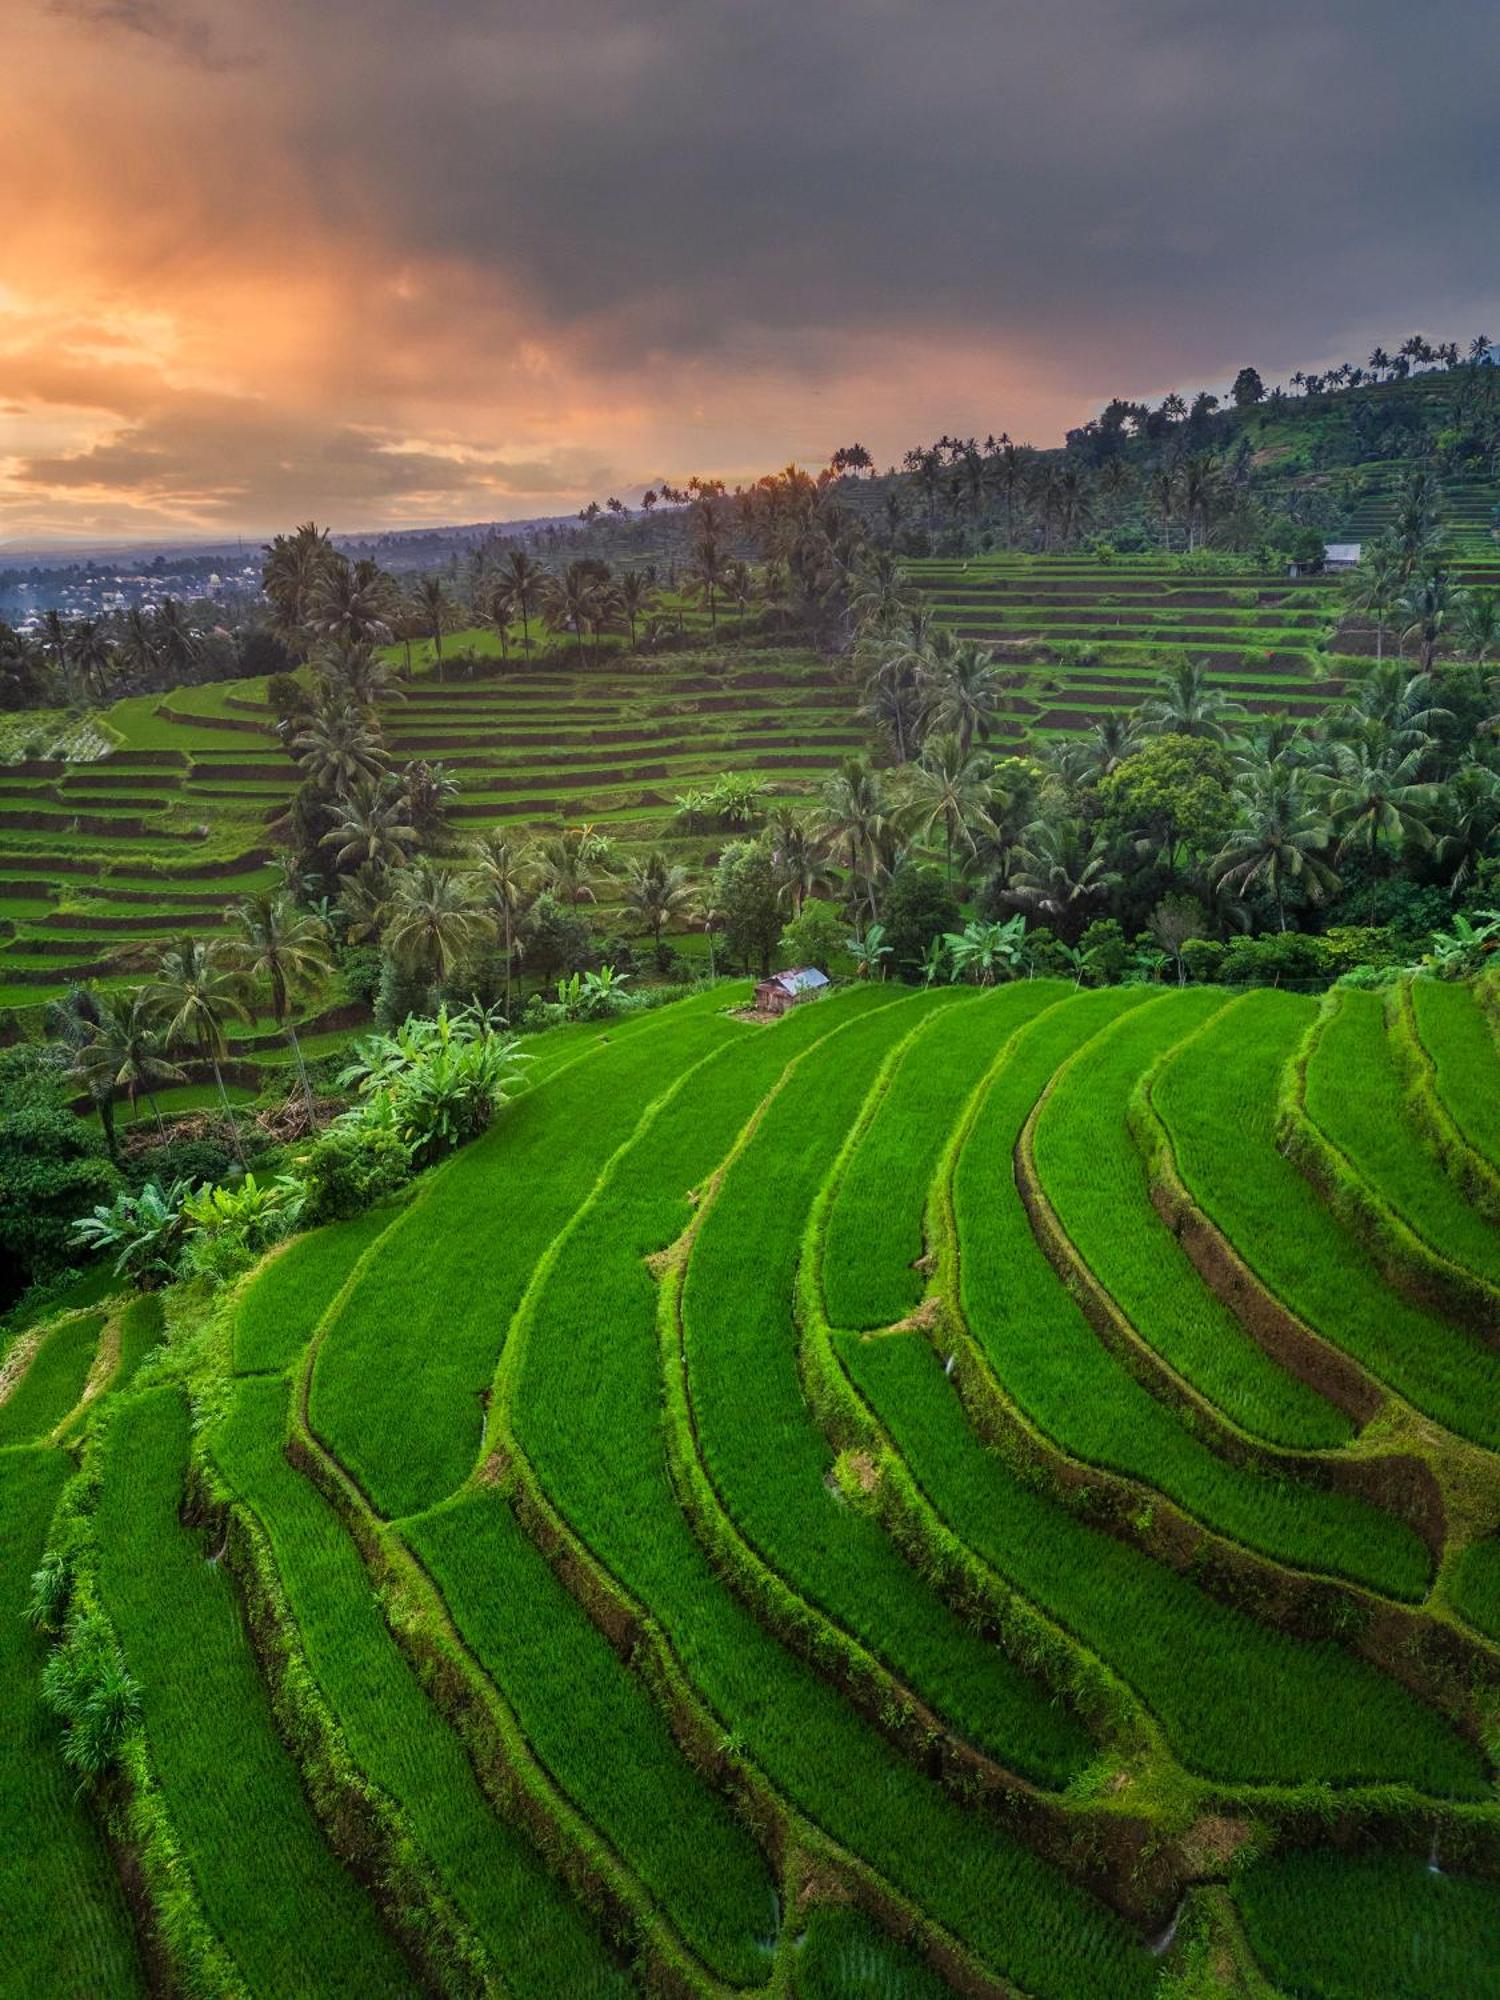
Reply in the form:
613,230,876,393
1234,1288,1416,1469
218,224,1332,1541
1323,464,1500,557
12,975,1500,1997
908,556,1358,740
0,643,858,1015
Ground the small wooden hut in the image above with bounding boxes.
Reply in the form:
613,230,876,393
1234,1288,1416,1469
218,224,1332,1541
753,966,830,1016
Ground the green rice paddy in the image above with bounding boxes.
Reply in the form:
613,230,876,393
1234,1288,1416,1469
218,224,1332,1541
10,972,1500,1996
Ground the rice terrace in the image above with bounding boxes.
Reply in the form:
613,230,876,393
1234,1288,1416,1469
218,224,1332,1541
6,3,1500,1992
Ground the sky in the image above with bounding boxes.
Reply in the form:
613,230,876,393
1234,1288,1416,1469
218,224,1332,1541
3,0,1498,544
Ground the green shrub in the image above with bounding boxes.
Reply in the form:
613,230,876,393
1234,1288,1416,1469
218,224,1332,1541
338,1005,527,1166
180,1173,305,1284
71,1180,191,1286
0,1046,118,1299
299,1122,412,1226
777,897,849,975
878,867,961,981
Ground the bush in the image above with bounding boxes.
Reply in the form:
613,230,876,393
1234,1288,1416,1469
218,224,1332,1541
299,1122,412,1226
878,868,961,982
1219,932,1323,986
124,1135,239,1194
1180,938,1226,984
71,1179,192,1287
179,1172,305,1285
0,1046,118,1302
376,955,432,1030
1077,918,1131,985
523,893,597,980
338,944,382,1009
777,899,849,976
338,1006,527,1167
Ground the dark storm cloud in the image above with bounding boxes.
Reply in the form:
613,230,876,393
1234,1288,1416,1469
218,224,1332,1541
11,0,1500,536
274,0,1500,384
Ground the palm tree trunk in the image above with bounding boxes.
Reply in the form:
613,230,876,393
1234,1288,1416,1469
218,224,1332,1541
286,1020,316,1125
213,1056,246,1166
97,1092,118,1164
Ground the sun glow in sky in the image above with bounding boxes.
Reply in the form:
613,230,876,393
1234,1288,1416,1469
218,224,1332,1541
3,0,1497,543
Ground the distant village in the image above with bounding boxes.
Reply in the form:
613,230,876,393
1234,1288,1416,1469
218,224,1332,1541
0,554,265,631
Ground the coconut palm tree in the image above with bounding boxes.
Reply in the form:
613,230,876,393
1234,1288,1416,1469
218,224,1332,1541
724,560,756,638
1150,464,1177,552
323,642,405,715
616,569,653,652
153,599,198,682
292,695,389,799
47,986,131,1159
817,756,893,924
417,576,450,664
1007,819,1118,939
149,937,252,1161
1400,564,1457,673
623,850,693,962
1140,658,1242,742
688,536,733,632
1458,590,1500,665
481,575,515,663
1346,663,1453,761
117,606,159,685
0,622,43,706
1346,546,1403,665
320,778,421,874
845,550,914,633
1431,761,1500,896
542,562,603,665
232,895,331,1120
38,608,70,684
1085,713,1140,779
67,619,115,704
336,864,391,945
1179,454,1219,551
923,636,1001,752
262,522,339,652
502,551,545,657
858,606,936,764
472,833,530,1015
382,863,494,999
1324,743,1435,911
311,564,396,649
902,732,990,882
1211,771,1339,930
765,806,831,914
533,824,613,906
104,990,185,1135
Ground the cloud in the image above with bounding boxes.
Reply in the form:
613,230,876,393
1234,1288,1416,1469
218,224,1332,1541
4,389,622,534
45,0,247,69
6,0,1500,537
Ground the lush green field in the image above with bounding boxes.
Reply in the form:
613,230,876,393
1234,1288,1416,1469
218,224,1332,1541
11,975,1500,1996
0,639,858,1014
909,555,1354,739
